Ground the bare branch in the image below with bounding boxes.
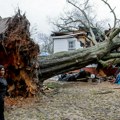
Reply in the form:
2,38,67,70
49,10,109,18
67,0,97,45
67,0,90,27
101,0,117,29
84,0,89,8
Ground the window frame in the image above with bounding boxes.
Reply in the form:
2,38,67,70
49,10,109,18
68,40,75,51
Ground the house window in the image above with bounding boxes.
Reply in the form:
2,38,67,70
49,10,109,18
68,40,75,51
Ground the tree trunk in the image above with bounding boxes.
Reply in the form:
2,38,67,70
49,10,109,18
39,36,120,81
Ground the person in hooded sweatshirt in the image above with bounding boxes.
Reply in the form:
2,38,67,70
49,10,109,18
0,65,7,120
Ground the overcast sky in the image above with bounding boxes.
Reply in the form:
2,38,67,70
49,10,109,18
0,0,67,35
0,0,120,36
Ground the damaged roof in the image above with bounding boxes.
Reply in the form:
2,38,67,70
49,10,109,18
0,17,10,34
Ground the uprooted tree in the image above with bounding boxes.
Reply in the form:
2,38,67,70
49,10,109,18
0,10,40,97
0,0,120,97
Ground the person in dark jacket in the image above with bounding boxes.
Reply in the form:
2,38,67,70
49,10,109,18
0,65,7,120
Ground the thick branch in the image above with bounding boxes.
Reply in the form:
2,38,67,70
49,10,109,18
99,58,120,68
102,53,120,60
109,28,120,41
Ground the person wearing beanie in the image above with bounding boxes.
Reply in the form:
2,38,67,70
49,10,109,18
0,65,7,120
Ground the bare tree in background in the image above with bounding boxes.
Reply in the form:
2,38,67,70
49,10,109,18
51,0,120,45
37,33,53,54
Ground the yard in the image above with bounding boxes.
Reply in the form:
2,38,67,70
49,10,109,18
5,80,120,120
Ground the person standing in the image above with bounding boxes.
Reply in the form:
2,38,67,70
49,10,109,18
0,65,7,120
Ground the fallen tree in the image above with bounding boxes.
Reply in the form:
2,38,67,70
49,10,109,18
39,29,120,81
0,5,120,97
47,0,120,79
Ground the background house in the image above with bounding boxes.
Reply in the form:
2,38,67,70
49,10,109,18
51,29,99,75
51,30,88,53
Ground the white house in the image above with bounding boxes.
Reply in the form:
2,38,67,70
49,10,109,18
51,31,88,53
51,30,98,73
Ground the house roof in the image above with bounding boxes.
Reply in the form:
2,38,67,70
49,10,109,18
51,27,99,37
51,30,87,36
51,30,87,40
51,32,87,39
0,17,10,34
